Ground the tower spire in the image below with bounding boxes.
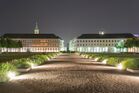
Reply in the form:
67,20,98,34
34,22,40,34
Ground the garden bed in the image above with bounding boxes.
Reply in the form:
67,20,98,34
0,52,60,82
80,53,139,70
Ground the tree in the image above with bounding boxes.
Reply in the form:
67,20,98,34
124,38,134,48
115,40,125,52
0,37,23,52
17,41,23,48
125,38,139,48
124,38,139,52
0,36,6,47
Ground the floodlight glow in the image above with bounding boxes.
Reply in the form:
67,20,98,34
99,31,104,35
28,62,37,68
89,56,92,59
7,71,16,79
94,58,99,61
101,32,104,35
47,58,50,61
102,59,107,64
30,63,37,68
117,63,123,70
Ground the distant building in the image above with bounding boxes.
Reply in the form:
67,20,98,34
69,32,137,53
134,34,139,38
2,22,64,52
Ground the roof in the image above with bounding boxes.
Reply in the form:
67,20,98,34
3,33,62,39
77,33,135,39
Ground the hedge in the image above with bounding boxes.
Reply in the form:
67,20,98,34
0,53,59,82
80,53,139,68
0,63,17,82
122,58,139,69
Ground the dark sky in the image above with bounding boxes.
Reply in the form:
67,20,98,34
0,0,139,44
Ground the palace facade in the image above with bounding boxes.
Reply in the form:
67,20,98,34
1,22,64,52
69,32,138,53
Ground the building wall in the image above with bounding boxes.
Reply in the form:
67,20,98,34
13,39,60,47
0,38,64,52
69,38,128,53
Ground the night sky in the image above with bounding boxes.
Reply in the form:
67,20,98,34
0,0,139,44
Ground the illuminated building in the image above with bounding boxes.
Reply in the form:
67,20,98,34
2,22,64,52
69,32,135,53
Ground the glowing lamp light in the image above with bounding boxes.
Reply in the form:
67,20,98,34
101,32,104,35
7,71,16,79
102,59,107,64
28,62,37,68
89,56,92,59
95,58,99,61
30,63,37,68
117,63,123,70
99,31,105,35
47,58,50,61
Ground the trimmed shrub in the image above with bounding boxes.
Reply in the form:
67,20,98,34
90,54,98,59
31,55,49,65
0,63,17,82
97,55,108,62
122,58,139,69
12,58,30,69
0,53,59,83
107,57,120,66
47,53,54,59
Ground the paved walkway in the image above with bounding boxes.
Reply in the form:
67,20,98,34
0,53,139,93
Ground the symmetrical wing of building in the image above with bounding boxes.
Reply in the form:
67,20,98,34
1,22,64,52
69,32,139,53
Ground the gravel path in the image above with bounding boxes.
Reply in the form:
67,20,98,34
0,53,139,93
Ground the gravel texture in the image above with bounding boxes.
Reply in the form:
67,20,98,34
0,53,139,93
